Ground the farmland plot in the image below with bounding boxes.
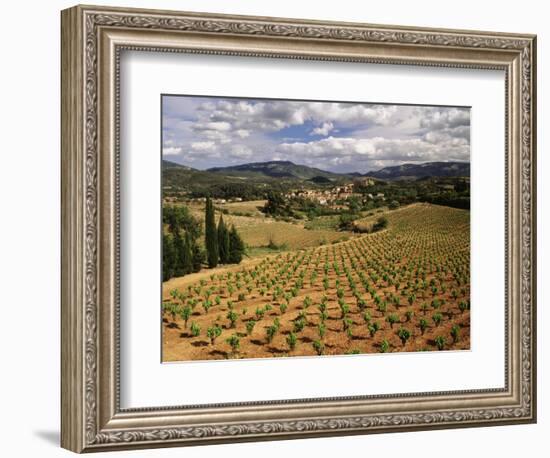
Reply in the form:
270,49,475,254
162,203,470,361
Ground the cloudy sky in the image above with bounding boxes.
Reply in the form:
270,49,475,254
162,95,470,173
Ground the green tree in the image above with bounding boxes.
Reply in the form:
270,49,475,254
388,200,400,210
191,241,205,272
205,197,219,268
172,231,193,276
162,233,176,281
228,225,245,264
163,205,202,239
263,191,287,216
217,214,230,264
172,231,186,276
162,205,204,280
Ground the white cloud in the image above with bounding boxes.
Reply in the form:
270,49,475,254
236,129,250,138
163,146,181,156
230,144,253,158
311,122,334,136
191,141,216,151
277,134,469,164
192,121,232,132
162,95,470,172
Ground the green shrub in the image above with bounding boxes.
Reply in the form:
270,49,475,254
227,310,238,328
434,335,446,350
432,312,443,326
207,325,222,345
386,313,399,328
340,302,350,318
266,324,278,343
397,327,412,346
362,311,371,324
368,322,380,337
312,339,325,356
169,288,179,301
179,305,192,328
419,318,428,335
190,322,201,337
451,324,460,342
246,319,256,335
293,318,306,333
226,334,240,354
318,323,326,339
202,299,212,314
379,339,390,353
286,332,297,351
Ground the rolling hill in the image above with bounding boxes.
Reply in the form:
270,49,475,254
207,160,346,181
364,161,470,181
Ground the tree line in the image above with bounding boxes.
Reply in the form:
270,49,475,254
163,199,245,281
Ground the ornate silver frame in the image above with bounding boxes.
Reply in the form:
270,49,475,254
61,4,537,453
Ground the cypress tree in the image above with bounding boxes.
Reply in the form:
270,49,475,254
228,225,245,264
172,230,186,276
217,214,230,264
162,233,176,281
205,197,218,268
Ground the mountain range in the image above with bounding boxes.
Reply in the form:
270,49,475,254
363,161,470,181
207,160,345,181
162,159,470,185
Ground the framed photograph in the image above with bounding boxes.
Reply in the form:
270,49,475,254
61,4,537,453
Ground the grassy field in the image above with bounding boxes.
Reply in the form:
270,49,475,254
162,203,470,361
183,201,354,252
216,200,266,217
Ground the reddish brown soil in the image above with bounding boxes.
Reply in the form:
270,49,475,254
162,204,471,361
162,270,470,361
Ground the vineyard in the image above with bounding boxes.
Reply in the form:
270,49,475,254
162,203,470,361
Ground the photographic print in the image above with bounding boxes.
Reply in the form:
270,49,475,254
161,95,471,362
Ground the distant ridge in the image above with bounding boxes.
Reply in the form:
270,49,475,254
207,160,345,181
162,159,196,171
162,159,469,184
364,161,470,181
